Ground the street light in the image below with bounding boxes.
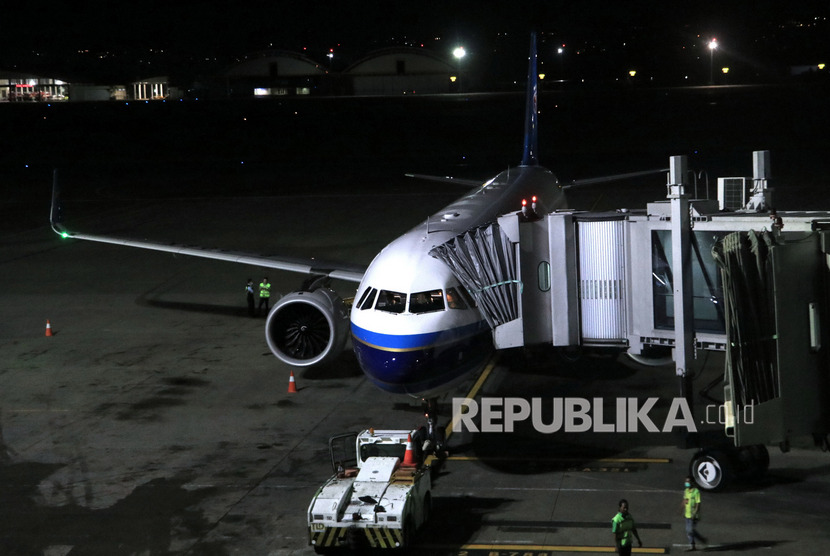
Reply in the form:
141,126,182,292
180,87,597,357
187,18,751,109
453,46,466,92
708,38,718,84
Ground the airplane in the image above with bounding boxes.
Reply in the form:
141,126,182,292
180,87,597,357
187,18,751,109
50,34,668,402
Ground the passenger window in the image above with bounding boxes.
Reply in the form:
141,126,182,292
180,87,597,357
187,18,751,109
445,287,468,310
357,287,377,310
376,290,407,313
409,289,445,314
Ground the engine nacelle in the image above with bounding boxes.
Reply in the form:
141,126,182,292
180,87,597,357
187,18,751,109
265,287,350,367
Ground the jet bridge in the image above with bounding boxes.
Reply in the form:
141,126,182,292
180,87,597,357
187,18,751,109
432,151,830,489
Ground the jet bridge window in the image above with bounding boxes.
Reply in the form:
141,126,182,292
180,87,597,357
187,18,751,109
356,287,378,310
409,289,445,314
651,230,726,333
375,290,407,314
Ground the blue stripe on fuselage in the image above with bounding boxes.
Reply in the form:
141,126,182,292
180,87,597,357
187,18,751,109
351,320,486,352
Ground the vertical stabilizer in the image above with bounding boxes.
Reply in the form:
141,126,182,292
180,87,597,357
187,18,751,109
521,33,539,166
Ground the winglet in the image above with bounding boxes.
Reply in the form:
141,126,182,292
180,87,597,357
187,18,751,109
50,169,70,238
521,32,539,167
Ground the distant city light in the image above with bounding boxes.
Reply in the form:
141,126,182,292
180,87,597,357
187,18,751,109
722,67,730,74
819,63,826,70
629,70,637,77
450,76,457,82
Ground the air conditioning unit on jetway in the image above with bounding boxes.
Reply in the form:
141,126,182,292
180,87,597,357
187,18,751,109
717,177,749,210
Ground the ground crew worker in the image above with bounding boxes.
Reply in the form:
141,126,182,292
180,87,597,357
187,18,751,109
682,476,706,550
246,278,255,317
258,276,271,315
611,499,642,556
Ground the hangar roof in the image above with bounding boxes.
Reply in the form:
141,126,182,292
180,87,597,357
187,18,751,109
345,47,454,75
223,50,325,77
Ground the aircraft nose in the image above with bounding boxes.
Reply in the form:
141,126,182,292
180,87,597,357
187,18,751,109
351,323,492,396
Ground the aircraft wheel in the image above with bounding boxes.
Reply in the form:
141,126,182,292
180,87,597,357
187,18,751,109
737,444,769,481
689,449,733,491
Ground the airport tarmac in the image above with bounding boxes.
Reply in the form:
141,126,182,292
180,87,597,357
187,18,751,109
3,190,830,556
4,83,830,554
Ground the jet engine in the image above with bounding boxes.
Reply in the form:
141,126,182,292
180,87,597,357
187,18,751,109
265,287,350,367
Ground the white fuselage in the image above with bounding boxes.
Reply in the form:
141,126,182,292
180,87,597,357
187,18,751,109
350,164,564,396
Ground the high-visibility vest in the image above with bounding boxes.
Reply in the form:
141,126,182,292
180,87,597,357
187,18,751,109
683,487,700,518
259,282,271,298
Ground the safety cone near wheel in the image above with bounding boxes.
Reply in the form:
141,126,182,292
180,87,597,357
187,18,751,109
45,320,53,337
401,433,416,467
287,371,298,393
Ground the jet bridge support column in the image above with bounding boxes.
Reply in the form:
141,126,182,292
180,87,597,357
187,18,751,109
669,156,696,423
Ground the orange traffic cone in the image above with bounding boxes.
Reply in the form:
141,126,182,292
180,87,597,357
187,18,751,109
287,371,298,393
401,433,416,467
45,320,53,337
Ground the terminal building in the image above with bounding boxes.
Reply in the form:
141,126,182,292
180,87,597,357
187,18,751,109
0,70,179,102
0,71,69,101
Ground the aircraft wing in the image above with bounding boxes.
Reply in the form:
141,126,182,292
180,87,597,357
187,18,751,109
407,168,669,190
562,168,669,189
404,173,486,187
49,180,365,284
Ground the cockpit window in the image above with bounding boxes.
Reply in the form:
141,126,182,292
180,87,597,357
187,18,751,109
356,287,378,310
375,290,407,313
409,289,445,314
445,287,468,310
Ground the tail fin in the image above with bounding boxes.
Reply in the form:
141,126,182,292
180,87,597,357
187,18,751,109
521,32,539,167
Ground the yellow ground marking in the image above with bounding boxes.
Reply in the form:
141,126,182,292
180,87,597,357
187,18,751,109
427,543,666,553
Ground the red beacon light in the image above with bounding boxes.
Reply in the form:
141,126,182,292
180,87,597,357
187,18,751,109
520,196,541,221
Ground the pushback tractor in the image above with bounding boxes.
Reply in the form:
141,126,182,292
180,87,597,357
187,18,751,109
308,429,432,553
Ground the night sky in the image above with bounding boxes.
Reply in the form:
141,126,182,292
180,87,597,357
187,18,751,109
2,1,829,82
